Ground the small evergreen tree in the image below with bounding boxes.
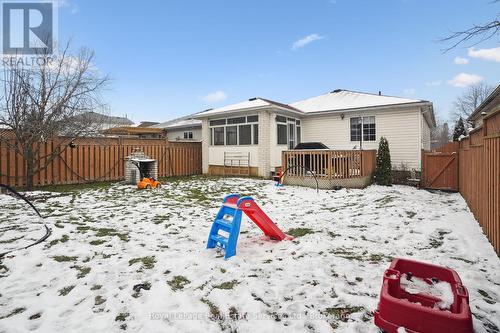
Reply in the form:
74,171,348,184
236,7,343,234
375,137,392,186
452,117,467,141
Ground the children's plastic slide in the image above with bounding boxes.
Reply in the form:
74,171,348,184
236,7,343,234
206,194,291,259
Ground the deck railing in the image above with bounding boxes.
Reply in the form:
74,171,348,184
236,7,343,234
282,149,376,179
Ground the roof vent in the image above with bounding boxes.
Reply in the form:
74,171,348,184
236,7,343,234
331,89,342,93
378,91,382,96
248,97,258,101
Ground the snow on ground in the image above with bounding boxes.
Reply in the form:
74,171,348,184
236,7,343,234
0,176,499,333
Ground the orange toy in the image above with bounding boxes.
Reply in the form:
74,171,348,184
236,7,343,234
131,160,161,190
137,177,161,190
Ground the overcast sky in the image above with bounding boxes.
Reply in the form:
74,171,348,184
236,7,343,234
57,0,500,124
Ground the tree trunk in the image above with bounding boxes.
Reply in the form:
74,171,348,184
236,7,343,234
24,145,35,191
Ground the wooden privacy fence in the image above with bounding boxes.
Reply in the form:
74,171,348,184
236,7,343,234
0,136,202,187
458,110,500,255
421,142,459,191
282,149,376,188
422,110,499,255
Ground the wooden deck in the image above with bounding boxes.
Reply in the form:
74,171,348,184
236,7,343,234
281,149,376,189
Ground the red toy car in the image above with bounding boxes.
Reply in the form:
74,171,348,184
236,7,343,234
374,258,473,333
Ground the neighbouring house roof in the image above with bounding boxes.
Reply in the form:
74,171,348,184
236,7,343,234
289,89,426,113
468,84,500,122
164,119,202,130
137,121,160,127
103,126,164,136
193,97,302,118
152,115,202,130
80,112,134,126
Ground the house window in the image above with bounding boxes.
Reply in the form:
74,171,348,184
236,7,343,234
209,115,259,146
238,125,251,145
227,117,246,124
277,124,287,145
183,131,193,139
350,116,376,141
210,119,226,126
363,116,376,141
226,126,237,145
247,115,259,123
276,115,287,123
350,118,361,141
277,115,301,146
213,127,225,145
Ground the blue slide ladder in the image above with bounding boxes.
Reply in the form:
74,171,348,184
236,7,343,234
206,194,242,259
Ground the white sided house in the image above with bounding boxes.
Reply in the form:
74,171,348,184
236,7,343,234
193,89,435,178
152,118,202,142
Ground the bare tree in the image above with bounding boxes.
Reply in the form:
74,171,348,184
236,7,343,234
453,83,494,122
440,1,499,51
431,116,451,149
0,42,110,189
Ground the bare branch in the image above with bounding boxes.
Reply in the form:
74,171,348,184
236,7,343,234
0,40,110,189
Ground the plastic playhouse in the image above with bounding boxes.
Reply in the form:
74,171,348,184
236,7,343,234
206,194,291,259
374,258,473,333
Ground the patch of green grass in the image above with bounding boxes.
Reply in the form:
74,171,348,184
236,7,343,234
213,280,239,290
0,236,24,244
152,214,172,225
94,295,106,306
89,239,107,246
128,256,156,270
29,313,42,320
450,257,475,264
201,298,223,322
76,226,91,232
405,211,417,218
328,231,341,238
58,285,75,296
167,275,190,291
115,312,129,321
72,265,91,279
429,238,443,248
286,228,314,238
477,289,495,303
52,255,78,262
324,306,365,322
229,306,239,320
34,181,116,193
0,307,26,320
95,228,129,242
47,234,69,247
374,195,395,207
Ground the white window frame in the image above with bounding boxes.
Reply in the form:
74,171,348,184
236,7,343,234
183,131,194,139
209,115,259,146
350,116,376,142
276,115,301,148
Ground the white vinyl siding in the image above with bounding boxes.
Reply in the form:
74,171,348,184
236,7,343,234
166,127,202,141
301,107,423,170
421,114,431,150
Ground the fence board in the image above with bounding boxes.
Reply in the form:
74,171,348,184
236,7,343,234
432,109,500,255
0,137,202,187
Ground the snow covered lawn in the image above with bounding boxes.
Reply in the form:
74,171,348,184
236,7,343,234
0,176,499,333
